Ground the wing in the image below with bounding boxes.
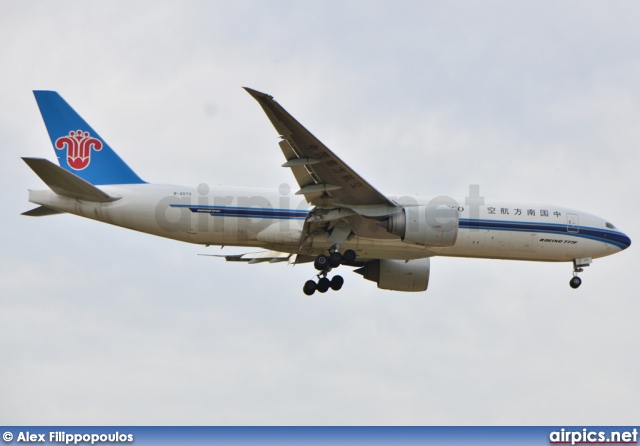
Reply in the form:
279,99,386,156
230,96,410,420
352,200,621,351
244,88,396,207
245,88,402,249
199,251,314,264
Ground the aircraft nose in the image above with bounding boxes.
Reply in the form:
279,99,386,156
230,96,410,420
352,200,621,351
620,232,632,250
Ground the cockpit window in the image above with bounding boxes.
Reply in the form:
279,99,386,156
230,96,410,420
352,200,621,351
606,222,616,230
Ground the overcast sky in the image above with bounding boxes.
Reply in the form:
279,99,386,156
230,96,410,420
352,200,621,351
1,0,638,425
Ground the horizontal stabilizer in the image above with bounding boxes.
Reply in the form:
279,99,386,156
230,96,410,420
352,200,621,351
22,157,120,203
22,206,65,217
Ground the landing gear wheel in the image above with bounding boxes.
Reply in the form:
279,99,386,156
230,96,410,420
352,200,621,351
314,254,330,271
569,276,582,289
303,280,317,296
343,249,356,264
329,251,343,268
317,277,330,293
330,275,344,291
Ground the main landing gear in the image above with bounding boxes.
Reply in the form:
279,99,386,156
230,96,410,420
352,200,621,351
303,275,344,295
303,249,356,296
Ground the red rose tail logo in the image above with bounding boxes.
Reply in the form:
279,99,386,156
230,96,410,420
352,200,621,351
55,130,103,170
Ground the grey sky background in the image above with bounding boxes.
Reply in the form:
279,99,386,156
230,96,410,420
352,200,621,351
1,1,638,425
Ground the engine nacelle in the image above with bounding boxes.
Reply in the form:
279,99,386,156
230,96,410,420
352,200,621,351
356,258,430,292
384,205,459,247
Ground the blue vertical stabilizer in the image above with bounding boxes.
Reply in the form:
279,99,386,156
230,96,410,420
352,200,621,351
33,91,145,185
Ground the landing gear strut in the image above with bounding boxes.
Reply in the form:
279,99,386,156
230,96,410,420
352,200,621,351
303,249,355,295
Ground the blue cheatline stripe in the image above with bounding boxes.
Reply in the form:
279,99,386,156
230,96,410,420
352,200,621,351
166,205,631,250
460,218,631,250
169,204,308,220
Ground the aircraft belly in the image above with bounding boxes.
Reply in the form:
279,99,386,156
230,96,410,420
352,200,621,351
339,237,433,260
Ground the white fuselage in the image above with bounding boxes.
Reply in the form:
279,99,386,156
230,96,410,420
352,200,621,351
27,184,630,263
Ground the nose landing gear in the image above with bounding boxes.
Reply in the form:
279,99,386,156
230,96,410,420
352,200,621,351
302,249,355,295
569,258,591,289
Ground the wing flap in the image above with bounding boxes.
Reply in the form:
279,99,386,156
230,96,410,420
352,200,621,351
278,139,323,202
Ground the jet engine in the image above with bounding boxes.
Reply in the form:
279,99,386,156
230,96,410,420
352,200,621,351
355,258,430,292
382,205,459,247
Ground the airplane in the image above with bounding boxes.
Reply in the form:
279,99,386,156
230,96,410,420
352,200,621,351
22,88,631,295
